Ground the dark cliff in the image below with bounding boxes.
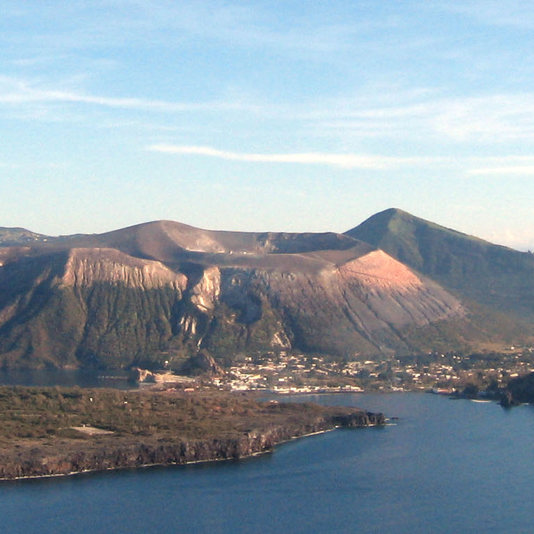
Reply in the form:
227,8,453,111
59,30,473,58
0,386,384,480
0,412,384,480
501,372,534,406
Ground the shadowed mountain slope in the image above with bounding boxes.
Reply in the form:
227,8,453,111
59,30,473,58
0,227,48,246
346,208,534,322
0,219,474,369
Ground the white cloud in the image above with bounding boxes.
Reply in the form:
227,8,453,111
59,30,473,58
147,144,440,170
6,73,534,149
0,76,250,113
468,166,534,176
486,228,534,252
307,92,534,144
1,2,368,64
466,156,534,176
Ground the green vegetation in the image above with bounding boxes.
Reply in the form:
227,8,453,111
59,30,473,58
0,387,310,444
77,284,181,368
0,386,382,480
3,210,534,371
504,372,534,403
348,208,534,331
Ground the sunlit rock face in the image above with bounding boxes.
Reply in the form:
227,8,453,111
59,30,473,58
60,248,187,291
0,216,490,370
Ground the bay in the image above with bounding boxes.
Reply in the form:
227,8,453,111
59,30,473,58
2,392,534,533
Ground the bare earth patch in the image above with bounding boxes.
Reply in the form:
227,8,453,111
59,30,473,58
71,426,115,436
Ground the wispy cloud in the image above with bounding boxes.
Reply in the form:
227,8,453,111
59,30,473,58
486,228,534,251
6,72,534,148
147,143,534,177
147,144,440,170
1,2,370,64
468,166,534,176
0,76,251,113
304,91,534,144
465,156,534,176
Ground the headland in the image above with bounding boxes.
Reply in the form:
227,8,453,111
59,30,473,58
0,386,384,480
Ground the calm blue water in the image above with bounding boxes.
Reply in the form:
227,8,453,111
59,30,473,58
2,392,534,533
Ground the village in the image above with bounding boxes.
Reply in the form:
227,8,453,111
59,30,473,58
198,347,534,395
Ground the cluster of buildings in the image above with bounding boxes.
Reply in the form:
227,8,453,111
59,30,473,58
205,347,534,394
141,346,534,395
209,353,363,393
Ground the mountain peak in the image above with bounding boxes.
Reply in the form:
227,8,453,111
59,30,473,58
347,207,534,322
346,208,489,251
2,211,534,369
0,227,48,246
375,207,410,218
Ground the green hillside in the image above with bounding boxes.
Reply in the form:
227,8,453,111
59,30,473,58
346,208,534,322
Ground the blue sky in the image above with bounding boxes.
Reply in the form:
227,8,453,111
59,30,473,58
2,1,534,250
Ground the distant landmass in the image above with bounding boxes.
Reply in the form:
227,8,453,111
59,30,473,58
0,387,384,480
0,209,533,370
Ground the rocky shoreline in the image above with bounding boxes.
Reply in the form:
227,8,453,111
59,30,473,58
1,412,384,481
0,387,384,481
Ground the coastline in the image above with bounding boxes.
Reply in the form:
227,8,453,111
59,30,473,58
1,420,383,482
0,386,384,482
2,426,347,482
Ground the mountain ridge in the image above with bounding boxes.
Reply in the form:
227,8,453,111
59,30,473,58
346,208,534,322
0,211,531,370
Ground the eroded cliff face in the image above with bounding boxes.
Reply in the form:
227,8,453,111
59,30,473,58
60,248,187,291
0,410,385,480
339,250,424,292
0,220,473,369
232,251,465,356
337,250,464,328
190,266,220,312
0,249,189,368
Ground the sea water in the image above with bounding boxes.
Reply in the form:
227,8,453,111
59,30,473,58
2,392,534,533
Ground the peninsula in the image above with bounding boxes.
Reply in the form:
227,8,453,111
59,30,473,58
0,386,384,480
